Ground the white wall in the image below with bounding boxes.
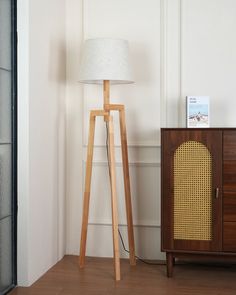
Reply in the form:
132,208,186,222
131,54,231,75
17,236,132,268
66,0,236,261
65,0,84,258
180,0,236,127
18,0,66,286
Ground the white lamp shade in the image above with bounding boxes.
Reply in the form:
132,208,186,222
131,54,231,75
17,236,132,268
79,38,134,84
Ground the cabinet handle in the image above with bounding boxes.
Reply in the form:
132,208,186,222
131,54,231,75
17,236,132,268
215,187,219,199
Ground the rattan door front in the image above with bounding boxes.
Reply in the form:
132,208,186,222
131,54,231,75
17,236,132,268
161,129,222,252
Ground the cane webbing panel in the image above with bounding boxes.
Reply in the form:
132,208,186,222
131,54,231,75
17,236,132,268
174,141,212,241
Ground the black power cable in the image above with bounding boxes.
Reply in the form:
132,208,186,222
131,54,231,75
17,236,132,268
105,122,165,266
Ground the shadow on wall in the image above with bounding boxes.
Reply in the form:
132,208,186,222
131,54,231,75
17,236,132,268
130,41,153,84
49,38,66,84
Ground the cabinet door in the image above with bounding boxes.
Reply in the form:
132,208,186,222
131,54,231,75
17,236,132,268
161,130,222,252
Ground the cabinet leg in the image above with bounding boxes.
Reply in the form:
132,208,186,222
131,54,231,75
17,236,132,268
166,253,174,278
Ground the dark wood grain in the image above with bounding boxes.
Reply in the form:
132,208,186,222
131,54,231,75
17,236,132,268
223,222,236,251
223,161,236,191
223,131,236,253
173,240,214,252
161,130,174,250
223,131,236,192
224,191,236,221
166,252,173,277
223,131,236,161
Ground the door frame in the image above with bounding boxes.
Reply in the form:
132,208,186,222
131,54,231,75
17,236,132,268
11,0,17,289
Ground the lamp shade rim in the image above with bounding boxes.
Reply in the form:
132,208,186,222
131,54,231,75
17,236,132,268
78,79,134,85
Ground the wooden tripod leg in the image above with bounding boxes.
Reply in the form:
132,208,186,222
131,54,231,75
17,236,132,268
79,113,96,268
108,116,121,281
119,107,136,265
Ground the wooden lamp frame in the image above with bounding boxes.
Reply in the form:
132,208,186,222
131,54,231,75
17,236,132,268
79,80,136,281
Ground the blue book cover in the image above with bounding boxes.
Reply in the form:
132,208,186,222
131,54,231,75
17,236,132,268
187,96,209,128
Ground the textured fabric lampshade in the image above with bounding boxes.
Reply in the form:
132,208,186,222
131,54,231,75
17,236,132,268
79,38,134,84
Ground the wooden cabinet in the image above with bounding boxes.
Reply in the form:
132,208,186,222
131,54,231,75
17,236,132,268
161,128,236,277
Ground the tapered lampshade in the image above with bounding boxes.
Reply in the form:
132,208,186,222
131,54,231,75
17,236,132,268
79,38,134,84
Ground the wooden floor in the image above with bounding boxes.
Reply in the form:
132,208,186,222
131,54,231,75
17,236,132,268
9,255,236,295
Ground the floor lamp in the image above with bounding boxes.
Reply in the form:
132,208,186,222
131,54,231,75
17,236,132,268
78,38,136,281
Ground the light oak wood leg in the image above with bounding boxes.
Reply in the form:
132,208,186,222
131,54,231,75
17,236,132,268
119,107,136,265
79,113,96,268
108,116,121,281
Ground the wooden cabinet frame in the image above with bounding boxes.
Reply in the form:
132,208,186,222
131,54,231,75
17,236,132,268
161,128,236,277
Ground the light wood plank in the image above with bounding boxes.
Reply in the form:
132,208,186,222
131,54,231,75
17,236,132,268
90,110,109,117
103,80,110,105
79,112,96,268
104,104,124,111
108,116,121,281
119,107,136,265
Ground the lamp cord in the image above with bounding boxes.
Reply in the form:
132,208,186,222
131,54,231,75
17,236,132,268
105,122,165,266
